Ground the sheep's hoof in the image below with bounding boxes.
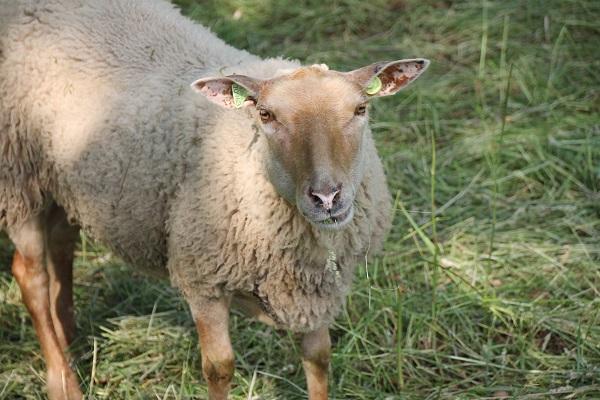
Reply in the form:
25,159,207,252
47,367,83,400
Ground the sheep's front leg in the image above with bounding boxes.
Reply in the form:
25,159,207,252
191,296,235,400
302,326,331,400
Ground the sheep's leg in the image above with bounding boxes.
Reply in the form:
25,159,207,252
9,213,83,400
191,296,235,400
46,205,79,352
301,326,331,400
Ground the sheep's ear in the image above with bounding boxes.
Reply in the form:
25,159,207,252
345,58,430,97
191,74,262,109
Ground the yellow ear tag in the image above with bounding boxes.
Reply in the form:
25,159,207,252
365,76,382,95
232,83,250,108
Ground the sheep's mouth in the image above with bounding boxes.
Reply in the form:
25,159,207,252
312,206,354,230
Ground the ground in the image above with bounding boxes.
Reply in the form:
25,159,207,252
1,0,599,399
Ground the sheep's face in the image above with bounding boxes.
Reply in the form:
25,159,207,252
193,59,429,230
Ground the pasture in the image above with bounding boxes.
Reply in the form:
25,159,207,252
1,0,599,398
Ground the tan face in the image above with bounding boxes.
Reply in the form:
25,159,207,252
193,59,430,230
252,68,367,229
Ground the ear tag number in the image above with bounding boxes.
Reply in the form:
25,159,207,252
232,83,250,108
365,76,382,95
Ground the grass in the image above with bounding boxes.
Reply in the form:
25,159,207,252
1,0,599,398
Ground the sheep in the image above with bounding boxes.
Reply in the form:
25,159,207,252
0,0,429,399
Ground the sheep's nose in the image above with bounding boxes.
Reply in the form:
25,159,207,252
310,186,341,211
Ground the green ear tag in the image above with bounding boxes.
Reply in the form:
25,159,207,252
365,76,382,95
231,83,250,108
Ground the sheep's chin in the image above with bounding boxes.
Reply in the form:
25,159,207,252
309,206,354,231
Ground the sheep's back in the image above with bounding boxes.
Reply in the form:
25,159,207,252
0,0,252,270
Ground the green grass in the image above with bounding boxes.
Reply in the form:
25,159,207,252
1,0,600,398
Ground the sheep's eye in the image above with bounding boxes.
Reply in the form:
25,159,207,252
355,104,367,116
259,109,274,123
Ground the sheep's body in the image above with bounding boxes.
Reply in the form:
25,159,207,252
0,0,391,332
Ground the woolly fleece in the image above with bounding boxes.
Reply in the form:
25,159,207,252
0,0,392,332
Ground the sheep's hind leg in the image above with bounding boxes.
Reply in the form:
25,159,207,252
9,211,83,400
302,326,331,400
190,296,235,400
45,205,79,353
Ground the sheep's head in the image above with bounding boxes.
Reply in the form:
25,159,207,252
192,59,429,230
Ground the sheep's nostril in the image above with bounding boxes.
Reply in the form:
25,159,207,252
310,192,323,206
310,188,340,211
332,189,341,205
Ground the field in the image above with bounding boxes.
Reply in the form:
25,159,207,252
1,0,599,398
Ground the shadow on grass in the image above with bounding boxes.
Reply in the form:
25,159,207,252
0,232,14,271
